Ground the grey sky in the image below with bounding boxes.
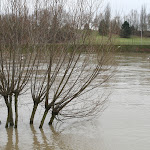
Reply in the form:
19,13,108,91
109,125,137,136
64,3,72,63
104,0,150,17
1,0,150,17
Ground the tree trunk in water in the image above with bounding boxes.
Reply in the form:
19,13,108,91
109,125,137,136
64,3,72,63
4,96,9,128
5,105,10,128
9,96,14,126
14,95,18,128
48,113,55,125
39,110,48,128
30,102,38,124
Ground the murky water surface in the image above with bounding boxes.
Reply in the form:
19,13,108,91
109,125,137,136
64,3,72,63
1,52,150,150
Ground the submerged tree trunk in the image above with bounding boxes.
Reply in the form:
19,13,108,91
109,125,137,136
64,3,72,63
9,95,14,127
5,103,14,127
5,105,10,128
4,96,9,128
30,102,38,124
39,110,48,128
48,113,55,125
4,96,14,128
14,94,18,128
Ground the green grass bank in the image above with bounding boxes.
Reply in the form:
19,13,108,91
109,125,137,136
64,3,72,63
89,31,150,52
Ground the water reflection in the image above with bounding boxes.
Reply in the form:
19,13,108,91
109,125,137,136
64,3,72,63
14,129,19,150
4,125,69,150
30,125,73,150
30,126,41,149
5,128,19,150
3,121,105,150
49,125,73,150
5,128,13,150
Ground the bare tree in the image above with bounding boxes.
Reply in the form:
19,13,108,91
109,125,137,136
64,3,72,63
0,0,116,129
30,48,52,124
92,15,100,30
37,1,115,128
129,10,139,31
98,3,111,37
104,3,111,28
140,5,147,33
0,0,36,128
0,48,36,128
111,16,121,35
39,45,115,128
147,13,150,31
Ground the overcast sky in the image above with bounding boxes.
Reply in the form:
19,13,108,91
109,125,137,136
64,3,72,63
104,0,150,17
1,0,150,17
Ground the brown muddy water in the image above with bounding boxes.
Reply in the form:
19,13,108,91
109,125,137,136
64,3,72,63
1,52,150,150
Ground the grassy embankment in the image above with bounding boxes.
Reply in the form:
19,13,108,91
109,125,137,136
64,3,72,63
90,31,150,52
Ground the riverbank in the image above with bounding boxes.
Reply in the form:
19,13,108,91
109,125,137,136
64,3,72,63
115,45,150,53
76,44,150,53
92,32,150,52
2,43,150,53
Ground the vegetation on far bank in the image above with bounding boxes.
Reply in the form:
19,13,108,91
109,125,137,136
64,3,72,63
88,31,150,46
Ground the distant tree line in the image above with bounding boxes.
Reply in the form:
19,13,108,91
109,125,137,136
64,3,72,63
93,4,150,38
0,5,77,45
1,2,150,42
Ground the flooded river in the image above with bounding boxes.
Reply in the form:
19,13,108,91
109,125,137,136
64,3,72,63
0,52,150,150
